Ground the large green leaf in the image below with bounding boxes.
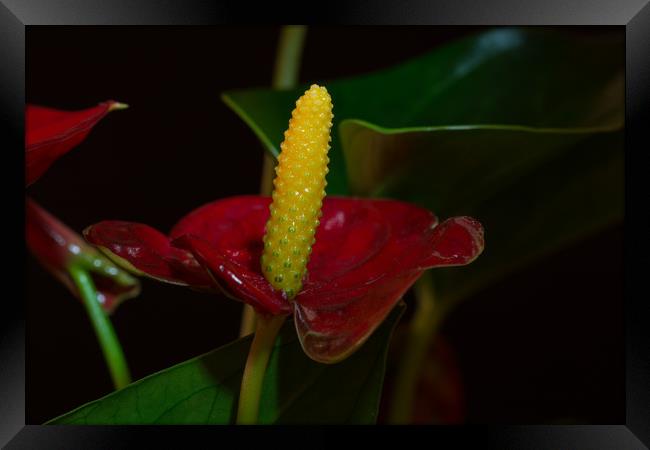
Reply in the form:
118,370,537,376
223,28,624,305
48,304,405,425
222,28,623,197
343,123,623,305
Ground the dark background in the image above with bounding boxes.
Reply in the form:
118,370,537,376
26,26,623,424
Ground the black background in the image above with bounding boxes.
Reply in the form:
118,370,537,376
26,26,624,424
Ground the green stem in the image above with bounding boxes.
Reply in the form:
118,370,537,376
239,304,257,337
388,271,443,424
258,153,277,199
258,25,308,197
272,25,307,90
237,314,286,424
239,25,308,338
68,264,132,390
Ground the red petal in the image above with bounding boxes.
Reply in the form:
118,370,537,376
420,216,485,267
169,196,290,314
293,200,484,363
83,221,212,288
170,196,270,270
26,197,140,313
83,196,484,361
25,101,123,186
168,196,483,362
172,234,290,315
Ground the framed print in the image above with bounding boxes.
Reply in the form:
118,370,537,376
2,0,649,448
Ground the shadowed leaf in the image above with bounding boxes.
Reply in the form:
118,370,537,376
48,304,404,424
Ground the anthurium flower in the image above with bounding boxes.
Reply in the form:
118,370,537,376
83,85,484,363
26,100,139,314
25,100,126,186
27,198,140,313
84,196,483,362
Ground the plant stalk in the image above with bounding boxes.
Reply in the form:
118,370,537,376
239,25,308,337
388,271,443,424
236,314,286,424
68,264,132,390
262,24,308,196
239,305,258,337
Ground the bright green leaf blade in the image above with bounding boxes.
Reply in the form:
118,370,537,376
48,304,405,425
222,28,623,196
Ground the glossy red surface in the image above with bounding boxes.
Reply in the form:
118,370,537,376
25,102,138,313
25,101,118,186
84,221,213,290
26,198,140,313
85,196,484,362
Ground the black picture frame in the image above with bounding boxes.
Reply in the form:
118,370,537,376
2,1,649,448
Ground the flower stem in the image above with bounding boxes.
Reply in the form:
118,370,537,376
239,305,257,337
261,25,308,196
272,25,308,90
237,314,286,424
239,25,308,338
388,271,442,424
259,25,308,197
68,264,132,390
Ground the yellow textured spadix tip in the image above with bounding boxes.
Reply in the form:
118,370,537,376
261,84,333,299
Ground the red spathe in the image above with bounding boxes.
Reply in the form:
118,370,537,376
25,101,120,186
85,195,484,363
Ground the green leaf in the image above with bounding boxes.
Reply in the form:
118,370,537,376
344,123,623,305
338,31,623,304
222,28,623,197
223,28,623,305
48,304,405,425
